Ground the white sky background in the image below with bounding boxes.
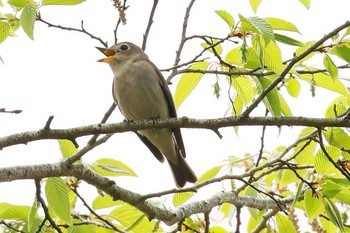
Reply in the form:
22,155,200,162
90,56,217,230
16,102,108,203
0,0,350,222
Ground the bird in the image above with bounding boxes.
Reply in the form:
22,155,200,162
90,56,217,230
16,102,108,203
96,42,197,188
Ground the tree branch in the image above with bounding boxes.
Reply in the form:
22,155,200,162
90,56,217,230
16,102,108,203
1,116,350,149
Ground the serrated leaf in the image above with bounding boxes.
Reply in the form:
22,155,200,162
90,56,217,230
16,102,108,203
314,145,341,175
110,204,161,232
298,0,310,9
0,22,10,43
323,197,344,232
325,96,349,118
92,195,123,210
42,0,85,5
323,54,338,81
232,94,243,118
20,3,37,40
174,61,209,109
299,73,348,96
304,189,324,219
265,17,299,32
254,76,281,116
0,203,31,219
197,165,222,183
276,213,298,233
278,92,292,116
215,10,235,29
229,75,255,105
209,226,229,233
249,0,262,13
8,0,33,8
330,44,350,64
274,33,303,46
28,200,38,232
173,192,194,207
91,158,137,177
240,15,274,45
285,77,301,97
323,127,350,150
295,41,317,63
58,139,78,159
45,177,72,225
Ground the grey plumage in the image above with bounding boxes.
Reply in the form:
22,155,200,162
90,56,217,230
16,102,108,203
97,42,197,187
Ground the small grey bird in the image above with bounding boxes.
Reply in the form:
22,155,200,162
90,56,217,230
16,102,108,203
97,42,197,187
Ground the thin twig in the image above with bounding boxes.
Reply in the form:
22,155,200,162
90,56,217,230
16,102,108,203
142,0,159,51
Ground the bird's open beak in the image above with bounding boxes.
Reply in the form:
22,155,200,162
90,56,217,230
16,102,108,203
96,47,117,63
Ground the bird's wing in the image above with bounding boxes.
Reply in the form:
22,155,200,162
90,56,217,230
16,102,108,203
147,60,187,158
135,132,165,162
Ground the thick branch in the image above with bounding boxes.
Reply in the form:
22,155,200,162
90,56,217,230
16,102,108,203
1,116,350,149
0,162,297,226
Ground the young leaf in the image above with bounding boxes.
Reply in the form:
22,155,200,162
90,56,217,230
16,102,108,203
229,75,254,105
240,15,274,45
304,189,324,220
265,17,299,32
298,0,310,9
314,145,341,175
91,158,137,177
201,39,223,55
276,213,298,233
45,177,72,225
285,77,301,97
0,203,31,219
8,0,33,8
58,139,78,159
173,192,194,207
330,44,350,64
323,54,338,81
20,3,37,40
249,0,262,13
42,0,85,5
92,195,123,210
0,22,10,43
299,73,348,96
274,33,303,46
323,197,344,232
254,76,281,116
174,61,209,109
215,10,235,29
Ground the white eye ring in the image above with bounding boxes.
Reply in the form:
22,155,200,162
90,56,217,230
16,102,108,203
120,44,129,51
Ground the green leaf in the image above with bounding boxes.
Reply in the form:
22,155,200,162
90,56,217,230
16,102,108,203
197,165,222,183
294,41,317,63
0,22,11,43
8,0,33,8
173,192,194,207
45,177,72,225
276,213,298,233
323,127,350,150
92,194,123,210
215,10,235,29
91,158,137,177
42,0,85,5
285,77,301,97
323,54,338,81
325,96,349,118
314,145,341,175
278,92,292,116
298,0,310,9
229,75,254,105
28,200,38,232
209,226,229,233
304,189,324,220
323,197,344,232
299,73,348,96
58,139,78,159
240,15,274,45
110,204,161,232
265,18,299,32
20,3,37,40
0,203,31,219
249,0,262,13
201,39,223,55
255,76,281,116
274,33,303,46
330,44,350,64
174,61,209,109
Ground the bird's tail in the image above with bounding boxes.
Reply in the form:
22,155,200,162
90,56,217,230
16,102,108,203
168,155,197,188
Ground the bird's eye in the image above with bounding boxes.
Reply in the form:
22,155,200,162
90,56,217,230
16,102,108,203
120,44,129,51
